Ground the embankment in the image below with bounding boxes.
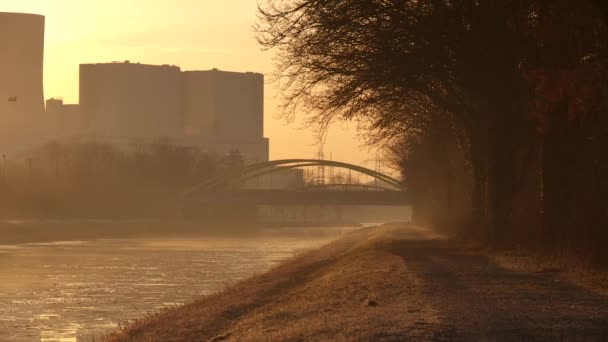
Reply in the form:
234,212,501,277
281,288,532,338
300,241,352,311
0,220,358,245
106,223,608,341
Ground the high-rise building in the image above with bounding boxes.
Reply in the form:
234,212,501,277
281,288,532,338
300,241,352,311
0,12,45,148
79,62,269,161
182,69,267,161
80,62,183,138
183,69,264,141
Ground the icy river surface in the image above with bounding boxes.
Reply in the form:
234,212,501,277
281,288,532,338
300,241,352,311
0,223,351,341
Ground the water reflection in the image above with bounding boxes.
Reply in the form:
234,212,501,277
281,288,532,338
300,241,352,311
40,322,80,342
0,227,345,341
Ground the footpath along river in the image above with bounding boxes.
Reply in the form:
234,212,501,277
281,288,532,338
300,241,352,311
0,221,357,341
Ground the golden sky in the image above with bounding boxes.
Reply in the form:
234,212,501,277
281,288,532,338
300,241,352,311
1,0,377,165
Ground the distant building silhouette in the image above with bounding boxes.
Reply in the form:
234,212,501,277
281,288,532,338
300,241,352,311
182,69,264,142
79,62,269,161
181,69,268,161
45,98,82,139
80,62,183,138
1,12,269,162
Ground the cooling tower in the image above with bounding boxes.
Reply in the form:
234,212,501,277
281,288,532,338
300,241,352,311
0,12,45,148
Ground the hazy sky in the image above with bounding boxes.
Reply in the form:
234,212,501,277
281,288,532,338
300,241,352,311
1,0,378,165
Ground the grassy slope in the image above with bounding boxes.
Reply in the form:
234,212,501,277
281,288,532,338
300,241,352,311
105,224,443,341
106,224,608,342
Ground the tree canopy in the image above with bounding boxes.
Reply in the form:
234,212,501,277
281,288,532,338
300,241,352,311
257,0,608,261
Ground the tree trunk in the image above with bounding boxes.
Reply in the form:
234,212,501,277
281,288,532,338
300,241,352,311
540,103,572,250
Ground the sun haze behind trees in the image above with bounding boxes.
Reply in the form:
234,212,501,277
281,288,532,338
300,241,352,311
256,0,608,264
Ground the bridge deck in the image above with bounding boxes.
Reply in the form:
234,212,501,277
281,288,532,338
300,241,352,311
184,189,410,206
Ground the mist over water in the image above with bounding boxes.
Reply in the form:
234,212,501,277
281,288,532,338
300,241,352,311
0,221,353,341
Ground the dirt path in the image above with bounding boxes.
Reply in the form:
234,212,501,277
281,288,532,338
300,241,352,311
108,224,608,341
388,236,608,340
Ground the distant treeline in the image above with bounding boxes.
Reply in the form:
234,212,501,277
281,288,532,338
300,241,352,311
257,1,608,264
0,141,246,218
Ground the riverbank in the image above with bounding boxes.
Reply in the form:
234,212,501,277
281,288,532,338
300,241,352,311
0,219,360,245
106,223,608,341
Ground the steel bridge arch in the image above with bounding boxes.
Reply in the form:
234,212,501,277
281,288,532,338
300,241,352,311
183,159,405,197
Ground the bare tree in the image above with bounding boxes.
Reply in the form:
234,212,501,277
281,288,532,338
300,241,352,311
257,0,608,260
256,0,535,239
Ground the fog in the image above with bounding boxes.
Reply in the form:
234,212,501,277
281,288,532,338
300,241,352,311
3,0,608,340
1,2,408,341
0,140,409,340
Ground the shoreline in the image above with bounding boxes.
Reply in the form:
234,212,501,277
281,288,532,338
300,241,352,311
0,219,361,246
105,223,608,341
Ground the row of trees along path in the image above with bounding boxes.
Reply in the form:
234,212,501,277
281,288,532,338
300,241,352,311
256,0,608,264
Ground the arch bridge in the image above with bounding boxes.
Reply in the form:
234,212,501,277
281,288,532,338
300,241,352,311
181,159,410,206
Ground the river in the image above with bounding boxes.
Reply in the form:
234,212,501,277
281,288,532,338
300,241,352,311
0,222,355,341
